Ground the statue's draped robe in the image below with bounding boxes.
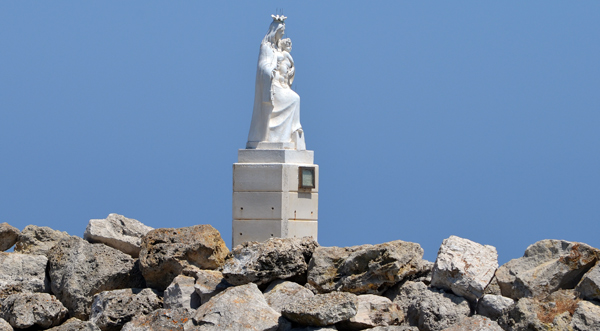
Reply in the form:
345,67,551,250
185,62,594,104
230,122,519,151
247,42,302,148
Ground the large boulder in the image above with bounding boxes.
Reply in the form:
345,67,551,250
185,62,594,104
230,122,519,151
495,239,599,300
193,283,284,331
47,318,101,331
121,308,194,331
571,300,600,330
222,237,318,286
0,319,10,331
575,262,600,301
430,236,498,301
440,315,503,331
0,293,68,329
0,252,49,297
307,240,424,295
164,275,200,309
90,288,162,331
84,213,153,258
476,294,515,320
264,280,315,313
14,225,71,255
140,225,229,290
0,223,19,251
337,294,403,330
281,291,358,327
385,281,470,331
47,236,145,320
190,269,232,304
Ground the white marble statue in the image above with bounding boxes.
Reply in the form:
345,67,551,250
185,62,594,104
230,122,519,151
246,15,305,150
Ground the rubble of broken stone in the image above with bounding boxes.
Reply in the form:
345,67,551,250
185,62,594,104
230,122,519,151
0,216,599,331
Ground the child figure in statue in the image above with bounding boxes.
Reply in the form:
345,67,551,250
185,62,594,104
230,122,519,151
275,38,295,88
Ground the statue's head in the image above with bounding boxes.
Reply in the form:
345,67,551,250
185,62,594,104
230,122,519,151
279,38,292,52
263,15,287,45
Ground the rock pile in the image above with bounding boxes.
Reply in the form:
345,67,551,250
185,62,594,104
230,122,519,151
0,213,599,331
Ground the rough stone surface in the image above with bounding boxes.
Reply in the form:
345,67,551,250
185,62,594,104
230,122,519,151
84,213,154,258
140,224,229,290
121,308,193,331
193,283,283,331
575,262,600,301
571,300,600,331
495,239,599,300
484,276,501,295
164,275,200,309
0,223,19,252
289,327,337,331
264,280,315,313
90,288,162,331
367,327,419,331
0,252,49,297
14,225,71,255
47,236,145,320
440,315,503,331
0,319,11,331
281,291,358,327
0,292,68,329
476,294,515,320
191,269,232,304
497,298,546,331
222,237,318,286
307,240,424,295
47,318,101,331
337,294,402,330
430,236,498,301
384,281,470,331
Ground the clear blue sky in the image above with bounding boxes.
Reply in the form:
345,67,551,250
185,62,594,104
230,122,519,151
1,2,599,264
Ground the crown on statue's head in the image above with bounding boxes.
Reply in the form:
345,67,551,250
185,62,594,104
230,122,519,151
271,14,287,23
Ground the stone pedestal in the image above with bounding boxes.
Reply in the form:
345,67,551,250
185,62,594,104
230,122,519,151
232,149,318,248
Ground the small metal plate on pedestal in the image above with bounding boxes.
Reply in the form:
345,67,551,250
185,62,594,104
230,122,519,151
299,166,315,189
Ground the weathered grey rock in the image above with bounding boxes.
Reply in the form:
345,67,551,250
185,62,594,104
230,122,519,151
484,276,501,295
476,294,515,320
282,291,358,327
575,262,600,301
14,224,71,255
264,280,315,313
84,213,154,258
191,269,232,304
413,260,434,285
571,300,600,330
495,239,599,300
430,236,498,301
47,236,145,320
384,281,470,331
47,318,101,331
290,327,337,331
90,288,162,331
497,298,546,331
140,224,229,290
222,237,318,286
0,252,49,297
165,275,200,309
440,315,503,331
367,327,418,331
121,308,194,331
307,240,424,295
0,223,19,252
337,294,402,330
0,293,68,329
193,283,283,331
0,319,11,331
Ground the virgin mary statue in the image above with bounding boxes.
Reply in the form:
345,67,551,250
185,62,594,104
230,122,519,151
246,15,305,150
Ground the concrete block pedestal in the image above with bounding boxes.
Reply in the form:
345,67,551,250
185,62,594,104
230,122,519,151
232,149,318,248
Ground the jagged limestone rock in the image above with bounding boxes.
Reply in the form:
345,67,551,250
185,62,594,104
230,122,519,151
440,315,503,331
193,283,283,331
0,318,11,331
575,262,600,301
164,275,200,309
384,281,470,331
367,327,419,331
307,240,424,295
495,239,599,300
84,213,154,258
14,225,71,255
289,327,337,331
430,236,498,301
47,236,145,320
121,308,194,331
264,280,315,313
46,318,101,331
497,298,546,331
281,291,358,327
191,269,232,304
476,294,515,320
571,300,600,330
222,237,318,286
90,288,162,331
0,223,19,252
0,252,49,297
337,294,403,330
0,293,68,329
140,224,229,290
